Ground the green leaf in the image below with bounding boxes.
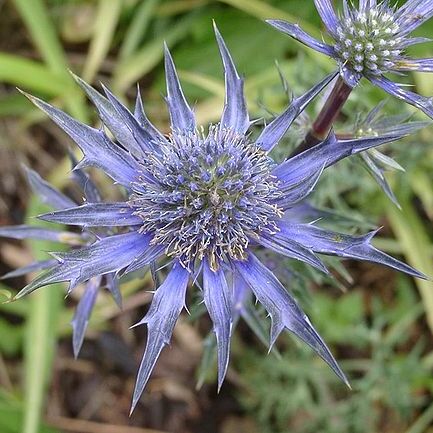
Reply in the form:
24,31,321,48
10,0,68,74
0,290,29,316
0,286,13,304
414,70,433,96
218,0,296,22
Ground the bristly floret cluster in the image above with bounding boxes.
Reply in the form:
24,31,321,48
268,0,433,118
131,126,282,268
0,23,427,414
334,6,401,75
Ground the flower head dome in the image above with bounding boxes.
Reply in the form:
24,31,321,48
3,23,425,413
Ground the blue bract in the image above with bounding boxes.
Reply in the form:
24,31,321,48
0,162,124,359
268,0,433,118
0,24,425,413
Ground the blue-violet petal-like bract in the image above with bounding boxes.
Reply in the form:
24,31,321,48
2,23,425,413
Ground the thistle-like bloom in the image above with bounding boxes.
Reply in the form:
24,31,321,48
268,0,433,118
5,25,424,413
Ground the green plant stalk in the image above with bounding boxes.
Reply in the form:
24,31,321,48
22,198,64,433
386,197,433,334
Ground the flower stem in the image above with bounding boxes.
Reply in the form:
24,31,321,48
292,76,352,156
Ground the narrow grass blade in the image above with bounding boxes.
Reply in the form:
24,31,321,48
119,0,160,60
157,0,209,16
410,170,433,218
196,332,217,390
22,198,64,433
82,0,123,82
11,0,88,121
0,53,69,96
11,0,68,74
112,12,198,93
386,197,433,334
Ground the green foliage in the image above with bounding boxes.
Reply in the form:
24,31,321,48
238,278,433,433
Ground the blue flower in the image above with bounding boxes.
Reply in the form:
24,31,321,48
268,0,433,118
4,24,425,413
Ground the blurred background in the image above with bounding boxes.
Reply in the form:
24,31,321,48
0,0,433,432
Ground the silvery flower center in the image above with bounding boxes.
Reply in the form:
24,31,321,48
334,8,401,75
130,126,283,268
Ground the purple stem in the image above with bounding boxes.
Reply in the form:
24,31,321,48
292,76,353,156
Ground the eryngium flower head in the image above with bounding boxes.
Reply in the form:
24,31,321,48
130,125,283,268
268,0,433,118
8,24,425,413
